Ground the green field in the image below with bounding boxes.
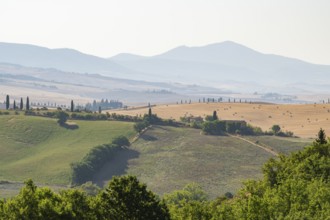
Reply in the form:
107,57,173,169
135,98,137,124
94,125,311,199
0,114,311,199
0,115,135,186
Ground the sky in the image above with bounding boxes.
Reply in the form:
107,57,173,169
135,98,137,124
0,0,329,64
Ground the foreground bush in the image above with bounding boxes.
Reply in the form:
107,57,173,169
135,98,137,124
0,176,169,220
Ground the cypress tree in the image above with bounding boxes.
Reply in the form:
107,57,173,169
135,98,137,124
6,95,9,110
13,100,16,110
26,96,30,110
212,110,218,120
98,106,102,114
315,128,327,145
71,100,74,112
20,97,23,110
148,107,152,117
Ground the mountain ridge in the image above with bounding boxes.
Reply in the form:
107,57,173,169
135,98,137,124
1,41,330,95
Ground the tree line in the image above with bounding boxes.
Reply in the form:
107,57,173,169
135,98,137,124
3,95,30,110
71,136,130,185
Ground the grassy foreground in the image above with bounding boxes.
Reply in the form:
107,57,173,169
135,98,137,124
0,115,135,185
94,125,310,198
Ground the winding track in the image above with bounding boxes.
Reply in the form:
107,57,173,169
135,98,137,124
226,133,279,157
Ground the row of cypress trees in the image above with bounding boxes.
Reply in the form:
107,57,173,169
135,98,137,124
4,95,30,110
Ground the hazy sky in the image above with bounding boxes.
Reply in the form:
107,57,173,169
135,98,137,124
1,0,329,64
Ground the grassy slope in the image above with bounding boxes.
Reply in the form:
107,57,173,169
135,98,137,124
94,125,311,199
245,136,310,155
0,115,135,185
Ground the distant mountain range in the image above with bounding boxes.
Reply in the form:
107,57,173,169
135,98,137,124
110,41,330,90
1,41,330,103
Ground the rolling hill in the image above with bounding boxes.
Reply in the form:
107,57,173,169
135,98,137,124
94,125,310,198
0,114,135,185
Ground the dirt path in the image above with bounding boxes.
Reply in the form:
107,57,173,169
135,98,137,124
227,133,279,157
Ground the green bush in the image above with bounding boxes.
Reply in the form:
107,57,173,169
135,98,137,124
71,136,130,185
112,135,130,146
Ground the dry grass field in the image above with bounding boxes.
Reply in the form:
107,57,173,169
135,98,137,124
108,103,330,138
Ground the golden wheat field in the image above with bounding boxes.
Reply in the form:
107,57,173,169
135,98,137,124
107,103,330,138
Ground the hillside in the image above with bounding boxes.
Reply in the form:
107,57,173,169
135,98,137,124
108,103,330,138
94,125,309,198
0,114,135,185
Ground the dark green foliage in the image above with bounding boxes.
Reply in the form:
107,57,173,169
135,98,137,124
205,115,215,121
26,96,30,110
148,107,152,117
143,112,162,124
1,177,168,219
212,110,218,120
71,100,74,112
13,100,16,110
202,119,263,136
164,183,211,219
20,97,23,110
315,128,327,144
71,136,130,185
134,121,150,132
71,143,119,185
98,106,101,114
96,176,170,219
5,95,9,110
202,120,226,135
70,113,107,121
112,135,130,147
56,111,69,125
225,121,244,133
271,124,281,135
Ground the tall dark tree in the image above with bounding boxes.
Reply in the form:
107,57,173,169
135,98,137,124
148,107,152,117
212,110,218,120
6,95,9,110
13,100,16,110
20,97,23,110
98,106,102,114
70,100,74,112
26,96,30,110
315,128,327,144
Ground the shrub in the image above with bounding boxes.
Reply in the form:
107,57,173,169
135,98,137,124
112,135,130,146
71,136,130,185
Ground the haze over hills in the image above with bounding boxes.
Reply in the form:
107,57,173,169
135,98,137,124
1,41,330,103
110,41,330,92
0,63,224,105
0,42,135,79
